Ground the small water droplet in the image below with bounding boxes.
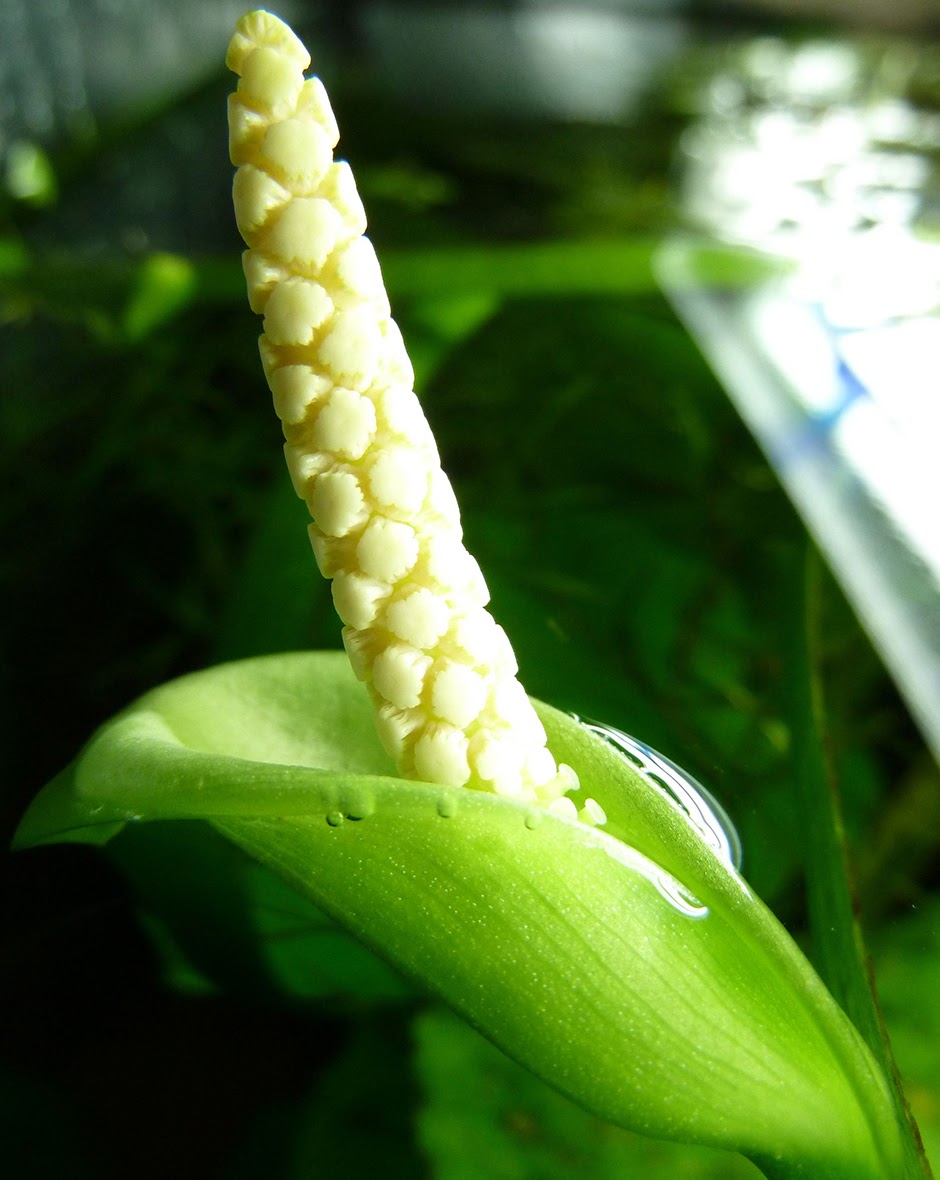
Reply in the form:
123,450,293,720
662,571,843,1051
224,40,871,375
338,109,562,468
655,873,708,918
344,791,375,821
326,811,344,828
437,794,458,819
524,809,543,830
574,717,743,872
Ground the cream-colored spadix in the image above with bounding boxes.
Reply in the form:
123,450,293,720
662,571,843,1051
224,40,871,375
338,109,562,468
227,10,600,821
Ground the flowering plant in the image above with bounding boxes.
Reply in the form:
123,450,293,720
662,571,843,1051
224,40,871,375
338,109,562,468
10,10,935,1179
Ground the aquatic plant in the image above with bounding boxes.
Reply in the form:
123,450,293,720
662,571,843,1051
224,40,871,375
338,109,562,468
12,10,932,1179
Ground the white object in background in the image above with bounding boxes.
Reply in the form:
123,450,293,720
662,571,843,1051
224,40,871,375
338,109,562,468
659,237,940,768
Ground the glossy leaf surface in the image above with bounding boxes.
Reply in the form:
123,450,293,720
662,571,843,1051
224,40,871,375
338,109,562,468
15,651,902,1178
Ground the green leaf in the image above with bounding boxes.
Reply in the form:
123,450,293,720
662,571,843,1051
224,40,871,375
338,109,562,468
15,651,904,1178
873,897,940,1170
784,547,930,1180
121,252,197,342
414,1006,763,1179
381,239,659,298
107,820,414,1004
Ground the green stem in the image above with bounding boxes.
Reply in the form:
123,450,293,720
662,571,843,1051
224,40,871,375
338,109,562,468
785,543,932,1179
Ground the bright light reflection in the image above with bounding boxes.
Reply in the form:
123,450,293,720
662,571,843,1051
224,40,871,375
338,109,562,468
842,319,940,435
684,36,940,588
750,296,840,416
753,293,940,582
674,36,940,762
521,6,687,122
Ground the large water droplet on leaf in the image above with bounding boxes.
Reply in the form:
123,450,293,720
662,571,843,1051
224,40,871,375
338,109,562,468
574,718,743,872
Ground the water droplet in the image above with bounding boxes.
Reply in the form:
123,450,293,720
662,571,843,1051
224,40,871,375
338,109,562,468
524,808,543,831
580,823,709,919
344,790,375,821
654,873,708,918
326,810,344,828
437,794,458,819
575,717,743,872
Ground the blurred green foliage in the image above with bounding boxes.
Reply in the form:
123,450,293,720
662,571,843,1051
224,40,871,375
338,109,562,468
2,15,937,1180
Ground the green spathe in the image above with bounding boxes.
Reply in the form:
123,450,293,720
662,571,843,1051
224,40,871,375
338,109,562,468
15,651,902,1178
